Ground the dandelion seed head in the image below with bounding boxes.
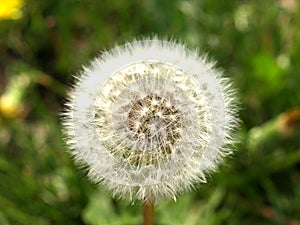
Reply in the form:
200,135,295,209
62,38,239,203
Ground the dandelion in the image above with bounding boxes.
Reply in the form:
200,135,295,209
62,38,239,223
0,0,23,20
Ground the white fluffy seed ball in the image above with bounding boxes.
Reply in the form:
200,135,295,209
62,38,239,203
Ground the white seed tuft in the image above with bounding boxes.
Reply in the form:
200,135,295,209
62,38,239,203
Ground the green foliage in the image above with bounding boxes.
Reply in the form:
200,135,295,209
1,0,300,224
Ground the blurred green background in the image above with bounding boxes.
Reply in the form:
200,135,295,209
0,0,300,224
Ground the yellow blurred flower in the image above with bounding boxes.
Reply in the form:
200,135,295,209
0,95,22,118
0,0,24,20
0,73,31,119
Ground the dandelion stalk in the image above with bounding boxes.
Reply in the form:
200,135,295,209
143,201,154,225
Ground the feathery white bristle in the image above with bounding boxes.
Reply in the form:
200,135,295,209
61,37,239,203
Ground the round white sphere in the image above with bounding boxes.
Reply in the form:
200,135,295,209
62,38,239,203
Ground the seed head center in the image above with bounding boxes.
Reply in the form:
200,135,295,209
128,94,182,152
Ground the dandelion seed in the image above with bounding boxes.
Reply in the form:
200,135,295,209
62,38,239,203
